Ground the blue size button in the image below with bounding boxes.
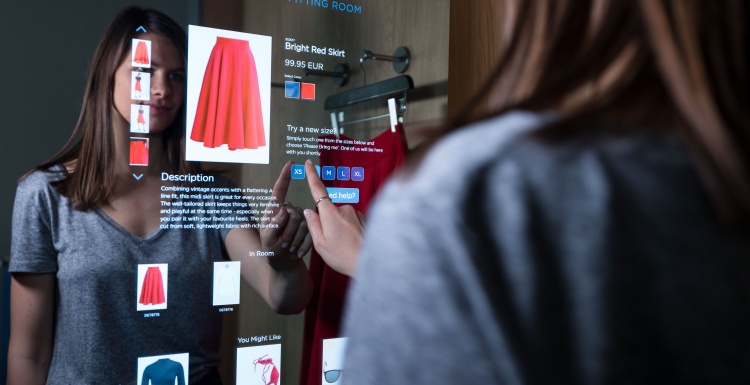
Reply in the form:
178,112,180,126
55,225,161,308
337,166,350,181
326,188,359,204
351,167,364,181
322,166,335,180
291,164,305,179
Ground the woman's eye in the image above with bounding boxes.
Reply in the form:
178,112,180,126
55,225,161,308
169,72,185,82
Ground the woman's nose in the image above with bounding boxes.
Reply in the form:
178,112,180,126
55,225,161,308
151,73,171,98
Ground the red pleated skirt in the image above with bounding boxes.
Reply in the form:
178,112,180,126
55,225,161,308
190,37,266,151
134,41,150,65
129,140,148,165
137,110,146,124
139,266,165,305
134,78,142,92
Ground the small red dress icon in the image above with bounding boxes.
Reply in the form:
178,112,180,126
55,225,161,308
190,37,266,151
129,139,148,166
137,106,146,127
133,41,150,65
139,266,165,305
133,73,144,99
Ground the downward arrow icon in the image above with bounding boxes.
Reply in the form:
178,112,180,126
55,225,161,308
133,174,144,180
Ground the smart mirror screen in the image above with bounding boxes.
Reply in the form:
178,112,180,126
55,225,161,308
8,1,449,383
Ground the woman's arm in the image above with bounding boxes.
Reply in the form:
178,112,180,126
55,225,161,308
7,273,55,385
224,162,313,314
225,225,312,314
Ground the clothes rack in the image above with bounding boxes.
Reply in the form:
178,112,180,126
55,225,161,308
324,75,414,138
359,47,411,74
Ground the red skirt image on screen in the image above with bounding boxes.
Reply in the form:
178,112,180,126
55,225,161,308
190,37,266,151
137,110,146,124
134,41,150,65
139,266,165,305
129,140,148,165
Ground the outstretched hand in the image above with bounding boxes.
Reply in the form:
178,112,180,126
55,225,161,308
303,159,363,277
259,161,313,267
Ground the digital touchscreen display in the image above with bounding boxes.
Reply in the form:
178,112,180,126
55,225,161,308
6,1,449,384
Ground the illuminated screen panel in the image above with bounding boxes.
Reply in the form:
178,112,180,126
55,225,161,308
7,1,449,384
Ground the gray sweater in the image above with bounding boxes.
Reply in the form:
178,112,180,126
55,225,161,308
342,112,750,384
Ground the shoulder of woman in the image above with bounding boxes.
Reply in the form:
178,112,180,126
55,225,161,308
16,165,67,203
11,167,69,253
387,111,554,199
19,165,66,190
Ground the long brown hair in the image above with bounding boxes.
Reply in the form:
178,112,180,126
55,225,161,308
33,6,198,211
450,0,750,222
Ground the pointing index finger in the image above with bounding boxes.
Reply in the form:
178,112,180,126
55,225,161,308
272,161,294,204
304,160,330,206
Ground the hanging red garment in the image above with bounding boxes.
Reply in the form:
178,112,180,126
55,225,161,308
190,37,266,151
134,75,142,92
133,41,150,65
139,266,165,305
129,140,148,165
299,123,407,385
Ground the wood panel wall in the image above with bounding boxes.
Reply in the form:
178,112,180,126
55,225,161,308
448,0,503,120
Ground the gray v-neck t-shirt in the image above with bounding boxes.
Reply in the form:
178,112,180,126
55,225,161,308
10,165,235,384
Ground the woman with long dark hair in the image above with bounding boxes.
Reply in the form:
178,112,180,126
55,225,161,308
339,1,750,383
8,7,312,384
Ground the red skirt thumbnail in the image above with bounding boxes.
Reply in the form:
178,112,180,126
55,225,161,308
129,140,148,165
190,37,266,151
134,77,142,92
133,41,150,65
139,266,165,305
137,109,146,124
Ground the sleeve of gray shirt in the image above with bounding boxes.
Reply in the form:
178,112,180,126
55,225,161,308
10,168,63,273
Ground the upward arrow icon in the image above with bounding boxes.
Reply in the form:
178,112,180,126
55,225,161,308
136,26,147,33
